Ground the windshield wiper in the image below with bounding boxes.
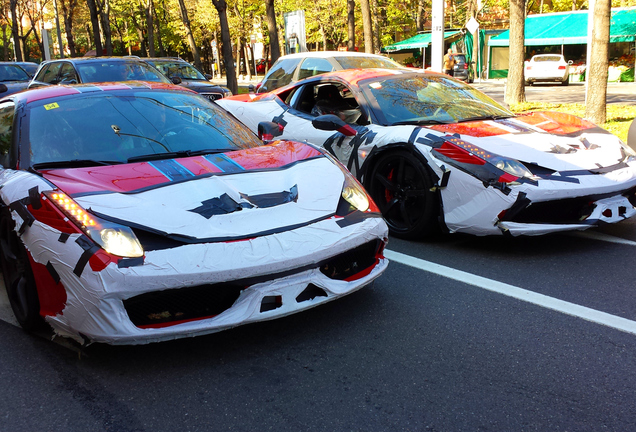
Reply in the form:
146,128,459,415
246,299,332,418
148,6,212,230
456,115,512,123
126,148,234,163
392,119,451,126
32,159,123,169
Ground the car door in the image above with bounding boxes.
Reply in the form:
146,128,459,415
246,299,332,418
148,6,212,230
28,62,63,88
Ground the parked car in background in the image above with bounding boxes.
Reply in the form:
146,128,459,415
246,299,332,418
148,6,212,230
14,61,39,77
524,54,571,86
0,82,388,345
28,57,170,89
253,51,405,94
0,62,31,96
143,57,232,101
451,53,474,83
219,68,636,238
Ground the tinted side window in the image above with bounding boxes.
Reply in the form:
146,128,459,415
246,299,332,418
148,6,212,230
297,58,334,80
59,63,79,83
258,58,301,93
36,62,63,84
0,102,15,167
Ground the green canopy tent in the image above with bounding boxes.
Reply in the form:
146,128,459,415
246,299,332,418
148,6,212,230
381,31,462,68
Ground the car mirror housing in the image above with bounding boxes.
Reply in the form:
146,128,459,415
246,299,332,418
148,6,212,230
258,121,284,141
0,84,7,94
312,115,357,137
171,76,182,85
204,74,213,80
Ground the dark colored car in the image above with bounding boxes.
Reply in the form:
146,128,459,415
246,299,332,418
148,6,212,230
0,62,31,96
28,57,170,89
14,61,39,77
254,51,405,94
143,57,232,101
452,53,474,83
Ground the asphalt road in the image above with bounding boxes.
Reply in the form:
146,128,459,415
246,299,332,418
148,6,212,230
2,220,636,431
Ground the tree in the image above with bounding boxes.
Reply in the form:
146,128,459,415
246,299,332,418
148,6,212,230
347,0,355,50
86,0,103,55
177,0,202,69
264,0,280,63
360,0,373,52
59,0,79,56
211,0,237,94
504,0,525,104
585,0,610,124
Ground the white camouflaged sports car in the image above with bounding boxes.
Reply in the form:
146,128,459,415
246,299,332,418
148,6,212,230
0,82,388,345
218,69,636,237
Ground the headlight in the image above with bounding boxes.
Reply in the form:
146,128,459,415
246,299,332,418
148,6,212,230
493,158,533,178
44,190,144,258
341,174,369,212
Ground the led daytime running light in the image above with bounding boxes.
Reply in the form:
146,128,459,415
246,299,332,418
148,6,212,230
49,192,97,229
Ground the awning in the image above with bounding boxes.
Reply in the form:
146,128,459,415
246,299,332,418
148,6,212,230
488,7,636,47
382,31,461,52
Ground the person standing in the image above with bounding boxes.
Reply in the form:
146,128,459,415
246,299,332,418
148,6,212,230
443,48,456,76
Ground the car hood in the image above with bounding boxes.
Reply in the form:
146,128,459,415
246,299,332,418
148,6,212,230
179,80,226,93
41,141,345,240
428,111,628,171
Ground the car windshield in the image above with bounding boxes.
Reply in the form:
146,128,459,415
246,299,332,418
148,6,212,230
75,61,170,83
335,56,401,69
28,91,262,167
0,65,30,82
363,74,513,125
151,61,206,80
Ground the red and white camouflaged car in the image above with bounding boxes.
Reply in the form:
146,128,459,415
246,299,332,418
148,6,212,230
218,69,636,237
0,83,388,344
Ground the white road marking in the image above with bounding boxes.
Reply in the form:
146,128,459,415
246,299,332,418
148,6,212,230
385,249,636,336
569,231,636,246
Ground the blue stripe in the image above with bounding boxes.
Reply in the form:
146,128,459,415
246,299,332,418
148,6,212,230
204,154,245,173
149,159,195,181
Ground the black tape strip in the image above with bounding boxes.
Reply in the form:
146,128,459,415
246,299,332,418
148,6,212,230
440,170,451,188
9,199,34,235
73,235,100,277
407,128,420,146
272,112,288,127
46,261,61,284
189,193,251,219
28,186,41,210
336,211,381,228
241,185,298,208
118,257,144,268
58,232,70,243
499,192,531,222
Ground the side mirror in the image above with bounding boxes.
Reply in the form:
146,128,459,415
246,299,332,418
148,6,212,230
204,74,213,80
312,114,357,137
171,76,182,85
0,84,7,94
258,121,284,141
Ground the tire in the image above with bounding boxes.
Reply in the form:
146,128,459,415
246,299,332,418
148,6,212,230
365,150,439,239
0,209,43,330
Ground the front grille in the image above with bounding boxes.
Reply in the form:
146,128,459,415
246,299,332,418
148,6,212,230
503,197,596,224
201,92,223,101
124,282,244,328
320,240,380,280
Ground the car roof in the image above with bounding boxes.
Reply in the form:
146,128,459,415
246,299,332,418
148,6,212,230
10,81,192,105
275,68,439,89
144,57,188,63
275,51,395,61
40,57,150,65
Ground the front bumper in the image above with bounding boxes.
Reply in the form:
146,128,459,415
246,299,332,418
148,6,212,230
21,212,388,345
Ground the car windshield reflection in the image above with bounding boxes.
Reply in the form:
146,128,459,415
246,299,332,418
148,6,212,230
28,91,262,167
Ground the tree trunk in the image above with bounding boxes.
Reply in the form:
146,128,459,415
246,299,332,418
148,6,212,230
585,0,610,124
86,0,103,55
347,0,355,51
244,44,252,80
9,0,22,61
416,0,426,32
60,0,78,57
2,25,7,61
177,0,201,69
504,0,526,104
145,0,155,57
360,0,373,53
99,0,113,55
320,23,327,50
211,0,237,94
155,11,165,57
265,0,280,63
372,0,380,53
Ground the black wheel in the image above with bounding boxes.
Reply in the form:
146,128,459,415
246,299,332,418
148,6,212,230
365,150,439,239
0,210,43,330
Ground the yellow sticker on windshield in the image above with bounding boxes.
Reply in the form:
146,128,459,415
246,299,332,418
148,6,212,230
44,102,59,110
